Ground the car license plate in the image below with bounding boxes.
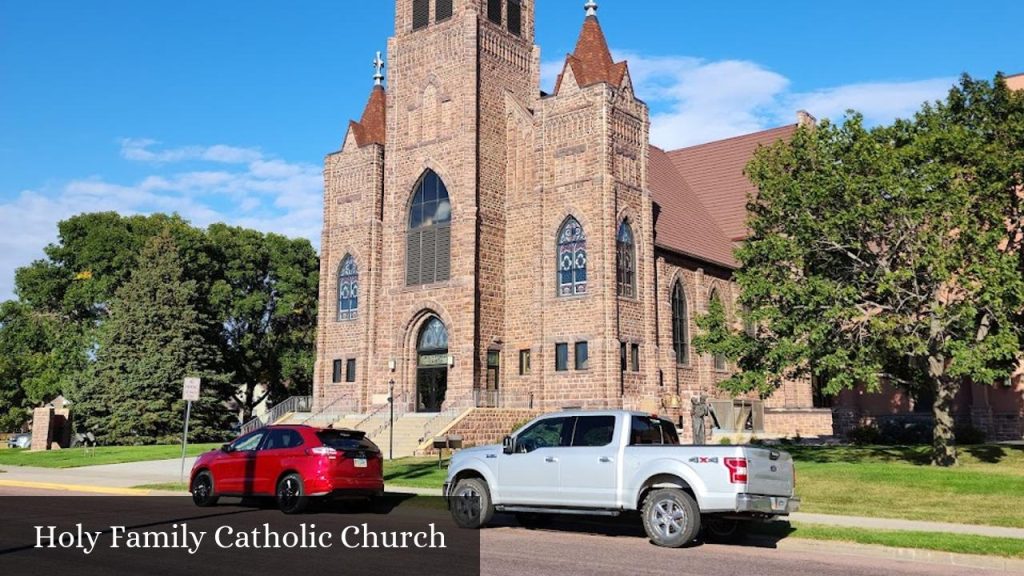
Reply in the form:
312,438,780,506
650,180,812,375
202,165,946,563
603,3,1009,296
771,497,787,512
355,458,368,468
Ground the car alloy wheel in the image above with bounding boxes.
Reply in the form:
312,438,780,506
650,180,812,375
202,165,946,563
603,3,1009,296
191,472,218,507
276,473,309,514
450,478,494,529
641,488,701,548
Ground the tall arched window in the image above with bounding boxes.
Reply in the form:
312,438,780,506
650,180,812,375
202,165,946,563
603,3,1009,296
709,289,727,371
557,217,587,296
407,170,452,286
337,255,358,321
671,281,688,364
617,220,636,298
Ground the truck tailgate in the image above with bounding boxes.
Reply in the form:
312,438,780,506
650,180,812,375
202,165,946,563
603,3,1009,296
744,448,795,497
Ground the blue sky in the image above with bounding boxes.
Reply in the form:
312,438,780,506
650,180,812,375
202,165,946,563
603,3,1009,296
1,0,1022,299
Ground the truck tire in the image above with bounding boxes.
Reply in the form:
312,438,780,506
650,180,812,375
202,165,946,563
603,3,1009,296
450,478,495,529
641,488,701,548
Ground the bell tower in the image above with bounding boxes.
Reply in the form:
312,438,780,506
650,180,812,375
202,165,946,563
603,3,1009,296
375,0,540,408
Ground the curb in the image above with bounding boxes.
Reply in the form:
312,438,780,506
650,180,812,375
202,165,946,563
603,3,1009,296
0,479,154,496
776,537,1024,572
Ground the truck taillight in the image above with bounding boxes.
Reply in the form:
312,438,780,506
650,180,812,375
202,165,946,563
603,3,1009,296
309,446,338,459
724,457,748,484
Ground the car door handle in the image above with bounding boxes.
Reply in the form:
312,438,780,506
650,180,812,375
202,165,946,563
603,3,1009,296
599,457,613,463
545,457,558,463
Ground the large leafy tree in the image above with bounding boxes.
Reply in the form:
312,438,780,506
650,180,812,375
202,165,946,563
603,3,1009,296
0,302,64,431
207,224,319,422
696,75,1024,466
76,231,233,444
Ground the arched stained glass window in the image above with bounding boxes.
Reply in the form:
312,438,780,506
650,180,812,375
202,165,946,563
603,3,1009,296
337,255,358,321
617,220,636,298
407,170,452,286
419,317,449,352
557,217,587,296
671,281,688,364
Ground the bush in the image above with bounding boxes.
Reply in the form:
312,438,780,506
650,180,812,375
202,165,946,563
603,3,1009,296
847,425,881,445
719,437,732,445
878,418,932,445
955,424,987,445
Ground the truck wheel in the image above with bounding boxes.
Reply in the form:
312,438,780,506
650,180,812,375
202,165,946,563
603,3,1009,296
641,488,701,548
276,473,309,515
450,478,494,529
704,518,746,543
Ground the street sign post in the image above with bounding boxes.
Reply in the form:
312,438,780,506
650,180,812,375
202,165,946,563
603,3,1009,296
180,377,201,484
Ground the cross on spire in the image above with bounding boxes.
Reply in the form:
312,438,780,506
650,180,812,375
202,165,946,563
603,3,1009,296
584,0,598,17
373,51,385,87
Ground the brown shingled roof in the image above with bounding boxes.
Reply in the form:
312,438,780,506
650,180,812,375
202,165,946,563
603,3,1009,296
665,125,797,242
349,85,386,147
554,16,628,93
649,145,738,269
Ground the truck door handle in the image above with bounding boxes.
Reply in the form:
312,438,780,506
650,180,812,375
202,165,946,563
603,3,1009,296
545,457,558,463
599,457,613,463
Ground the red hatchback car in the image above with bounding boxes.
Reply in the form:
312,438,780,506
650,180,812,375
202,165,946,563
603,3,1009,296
189,425,384,514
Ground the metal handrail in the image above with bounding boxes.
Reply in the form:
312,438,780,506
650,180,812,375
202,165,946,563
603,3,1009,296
419,391,475,443
239,396,312,435
353,393,398,431
367,392,408,439
298,392,358,426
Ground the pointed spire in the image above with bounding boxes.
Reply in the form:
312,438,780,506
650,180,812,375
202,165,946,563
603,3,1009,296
373,51,385,87
584,0,598,17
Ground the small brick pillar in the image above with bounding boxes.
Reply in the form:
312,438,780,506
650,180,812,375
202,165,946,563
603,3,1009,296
29,407,71,451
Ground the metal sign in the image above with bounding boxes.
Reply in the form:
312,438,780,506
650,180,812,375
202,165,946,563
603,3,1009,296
182,377,201,401
418,354,450,368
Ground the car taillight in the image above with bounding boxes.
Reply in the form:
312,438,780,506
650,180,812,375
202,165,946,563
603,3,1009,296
724,457,748,484
309,446,338,459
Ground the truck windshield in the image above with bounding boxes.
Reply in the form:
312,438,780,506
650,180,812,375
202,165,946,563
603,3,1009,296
630,416,680,445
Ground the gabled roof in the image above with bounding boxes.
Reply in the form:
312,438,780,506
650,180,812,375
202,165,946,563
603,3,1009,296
665,125,797,243
554,16,628,94
648,145,738,269
348,85,387,148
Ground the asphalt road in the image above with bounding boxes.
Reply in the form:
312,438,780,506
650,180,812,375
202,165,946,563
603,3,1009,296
0,487,1011,576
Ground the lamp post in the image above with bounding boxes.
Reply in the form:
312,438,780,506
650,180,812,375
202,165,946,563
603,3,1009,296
388,378,395,461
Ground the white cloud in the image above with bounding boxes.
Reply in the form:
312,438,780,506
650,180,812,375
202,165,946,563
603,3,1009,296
0,141,323,300
543,51,955,149
120,138,264,164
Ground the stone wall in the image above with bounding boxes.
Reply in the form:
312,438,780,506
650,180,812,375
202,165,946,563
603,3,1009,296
444,408,543,448
763,408,833,437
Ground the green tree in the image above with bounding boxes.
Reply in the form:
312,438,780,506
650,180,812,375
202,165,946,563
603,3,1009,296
0,302,64,430
77,230,232,444
206,224,319,422
696,74,1024,466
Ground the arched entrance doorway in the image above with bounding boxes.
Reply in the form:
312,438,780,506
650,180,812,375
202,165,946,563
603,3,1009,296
416,317,449,413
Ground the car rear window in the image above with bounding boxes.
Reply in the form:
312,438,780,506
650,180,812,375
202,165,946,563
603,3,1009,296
316,430,377,452
630,416,680,445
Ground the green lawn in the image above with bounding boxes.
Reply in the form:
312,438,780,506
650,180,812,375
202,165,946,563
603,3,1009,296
755,521,1024,559
384,457,450,488
0,444,221,469
788,445,1024,528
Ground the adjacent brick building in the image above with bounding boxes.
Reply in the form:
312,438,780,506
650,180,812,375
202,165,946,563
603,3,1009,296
313,0,835,440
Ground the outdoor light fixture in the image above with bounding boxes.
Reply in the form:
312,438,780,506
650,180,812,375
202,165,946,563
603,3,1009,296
388,358,396,372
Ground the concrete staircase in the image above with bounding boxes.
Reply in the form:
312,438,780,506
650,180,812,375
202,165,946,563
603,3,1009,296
275,408,468,459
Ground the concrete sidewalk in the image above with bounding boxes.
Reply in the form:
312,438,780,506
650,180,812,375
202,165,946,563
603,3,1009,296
789,512,1024,539
1,460,1023,540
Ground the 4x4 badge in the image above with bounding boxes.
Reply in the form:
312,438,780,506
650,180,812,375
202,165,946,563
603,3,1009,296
688,457,719,464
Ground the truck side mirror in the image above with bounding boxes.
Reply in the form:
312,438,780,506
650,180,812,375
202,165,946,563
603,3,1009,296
502,436,514,455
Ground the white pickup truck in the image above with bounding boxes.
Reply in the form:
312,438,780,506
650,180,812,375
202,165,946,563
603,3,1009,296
444,410,799,548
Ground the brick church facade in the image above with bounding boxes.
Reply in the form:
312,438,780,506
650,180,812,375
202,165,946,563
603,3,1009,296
310,0,836,441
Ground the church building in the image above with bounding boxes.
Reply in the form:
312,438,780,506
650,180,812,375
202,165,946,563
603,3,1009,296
313,0,840,444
